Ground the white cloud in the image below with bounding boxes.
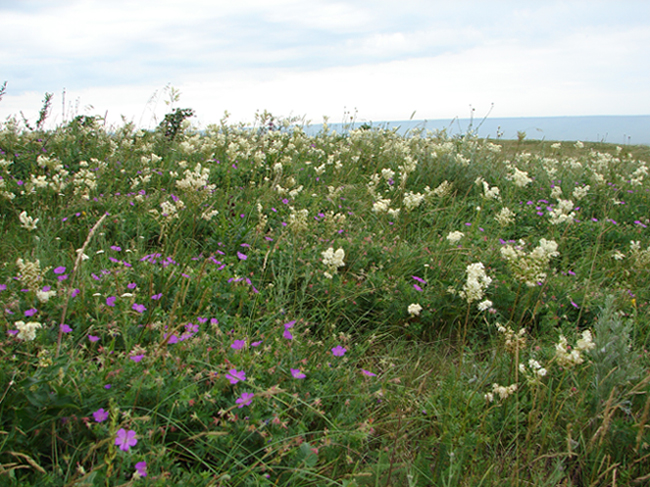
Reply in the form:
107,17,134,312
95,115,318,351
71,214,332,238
1,0,649,127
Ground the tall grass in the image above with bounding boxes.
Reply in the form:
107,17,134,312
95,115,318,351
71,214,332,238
0,107,649,486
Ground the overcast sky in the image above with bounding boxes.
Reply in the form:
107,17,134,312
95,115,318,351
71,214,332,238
1,0,649,129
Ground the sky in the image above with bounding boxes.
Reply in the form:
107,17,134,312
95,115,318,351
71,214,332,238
1,0,649,129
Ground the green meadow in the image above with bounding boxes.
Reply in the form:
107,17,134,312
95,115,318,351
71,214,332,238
1,104,649,486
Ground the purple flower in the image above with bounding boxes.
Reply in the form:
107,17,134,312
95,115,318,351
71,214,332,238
104,384,111,389
291,368,306,379
127,282,137,290
115,428,137,452
412,276,426,284
106,296,116,307
53,266,66,274
24,308,37,317
284,320,296,329
237,252,247,261
130,354,144,362
110,245,121,251
58,274,68,281
226,369,246,384
0,284,6,291
60,324,72,333
88,335,100,342
231,339,246,350
570,300,579,309
93,408,109,422
236,392,254,408
151,293,162,300
71,288,80,298
251,340,262,347
132,303,146,313
331,345,347,357
197,317,208,324
283,329,293,340
361,369,377,377
134,461,147,478
413,284,423,292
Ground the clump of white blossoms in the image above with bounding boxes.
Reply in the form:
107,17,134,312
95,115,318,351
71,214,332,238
496,323,527,354
15,321,43,341
519,359,547,384
494,207,516,226
288,207,310,233
555,330,595,367
19,211,39,231
321,247,345,279
407,303,422,317
446,231,464,245
428,180,453,198
176,163,215,203
548,199,576,225
459,262,492,305
500,239,559,287
485,383,518,403
482,181,500,200
372,197,392,214
403,191,425,211
572,185,590,200
510,167,532,187
16,258,49,295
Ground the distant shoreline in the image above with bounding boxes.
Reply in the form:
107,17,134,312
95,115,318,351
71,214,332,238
305,115,650,145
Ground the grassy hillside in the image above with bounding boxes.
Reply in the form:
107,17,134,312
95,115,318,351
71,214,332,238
1,110,649,486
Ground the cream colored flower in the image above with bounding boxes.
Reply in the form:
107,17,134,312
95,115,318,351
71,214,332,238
407,303,422,316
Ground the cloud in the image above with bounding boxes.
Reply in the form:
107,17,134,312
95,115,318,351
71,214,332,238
1,0,649,126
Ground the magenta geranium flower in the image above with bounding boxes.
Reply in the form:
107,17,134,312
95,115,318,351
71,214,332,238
331,345,346,357
88,334,100,342
231,339,246,350
130,354,144,363
291,368,306,379
283,329,293,340
54,266,66,274
115,428,137,451
235,392,254,408
132,303,146,313
60,324,72,333
237,252,247,260
93,408,109,422
134,461,147,477
106,296,116,307
361,369,377,377
226,369,246,384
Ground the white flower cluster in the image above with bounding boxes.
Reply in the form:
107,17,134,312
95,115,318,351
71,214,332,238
548,199,576,225
459,262,492,305
446,231,464,244
555,330,595,367
496,323,527,353
15,321,43,341
288,207,310,232
403,191,425,211
500,239,559,287
428,180,453,198
485,383,518,403
510,167,532,187
519,359,548,384
0,176,15,200
176,163,216,202
482,181,500,200
494,207,516,226
321,247,345,279
572,185,590,200
16,258,48,294
151,197,186,221
407,303,422,316
19,211,39,231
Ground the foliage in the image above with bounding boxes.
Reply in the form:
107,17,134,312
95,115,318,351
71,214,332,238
0,105,649,486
